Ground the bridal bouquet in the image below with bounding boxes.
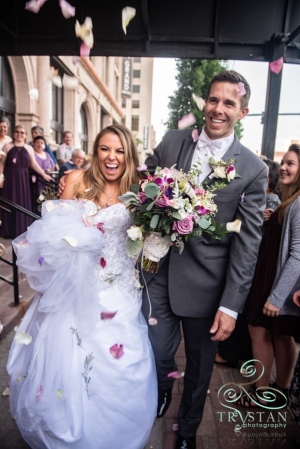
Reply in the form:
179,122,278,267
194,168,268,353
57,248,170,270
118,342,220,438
119,163,229,273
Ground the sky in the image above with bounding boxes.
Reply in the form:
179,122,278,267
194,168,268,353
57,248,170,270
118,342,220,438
151,58,300,157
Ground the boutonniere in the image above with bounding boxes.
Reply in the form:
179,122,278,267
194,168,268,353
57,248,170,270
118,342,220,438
209,157,241,183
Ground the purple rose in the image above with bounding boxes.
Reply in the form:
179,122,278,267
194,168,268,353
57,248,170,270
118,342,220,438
138,191,147,204
155,194,173,208
172,216,194,235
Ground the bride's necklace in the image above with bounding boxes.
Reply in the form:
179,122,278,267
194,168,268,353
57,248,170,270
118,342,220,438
103,186,119,207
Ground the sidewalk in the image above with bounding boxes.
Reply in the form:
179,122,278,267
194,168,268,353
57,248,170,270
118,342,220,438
1,237,300,448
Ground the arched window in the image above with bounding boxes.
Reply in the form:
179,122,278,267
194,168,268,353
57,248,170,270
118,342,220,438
0,57,15,130
79,106,88,152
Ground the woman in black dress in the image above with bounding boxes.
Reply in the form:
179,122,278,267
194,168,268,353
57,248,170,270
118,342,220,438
239,144,300,407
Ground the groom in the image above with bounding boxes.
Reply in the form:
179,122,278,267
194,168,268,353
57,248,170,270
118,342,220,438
142,70,268,449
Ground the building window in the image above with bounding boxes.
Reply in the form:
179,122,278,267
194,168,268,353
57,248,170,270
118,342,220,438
133,57,141,62
132,85,140,93
78,106,88,152
50,82,64,144
0,57,15,129
133,70,141,78
132,100,140,109
132,116,139,131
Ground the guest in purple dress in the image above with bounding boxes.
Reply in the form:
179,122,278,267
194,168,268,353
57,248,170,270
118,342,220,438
33,136,55,193
0,125,52,238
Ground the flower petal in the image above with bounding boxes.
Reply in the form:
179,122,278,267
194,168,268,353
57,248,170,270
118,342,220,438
36,385,43,402
172,423,179,431
0,321,3,335
226,219,241,233
137,163,147,171
192,93,205,111
80,42,90,57
167,371,184,379
97,222,105,233
191,129,199,142
237,82,246,96
72,55,79,65
25,0,47,14
110,343,124,359
269,57,284,75
122,6,136,35
15,331,33,345
45,200,55,212
148,317,158,326
29,88,39,100
100,311,117,320
57,389,63,399
178,112,196,130
100,257,106,268
63,235,78,247
59,0,75,19
75,17,94,48
2,387,10,396
38,257,44,266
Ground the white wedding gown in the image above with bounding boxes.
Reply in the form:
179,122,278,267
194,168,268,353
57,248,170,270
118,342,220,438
7,200,157,449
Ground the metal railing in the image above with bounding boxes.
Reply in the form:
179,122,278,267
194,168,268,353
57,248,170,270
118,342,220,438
0,196,40,306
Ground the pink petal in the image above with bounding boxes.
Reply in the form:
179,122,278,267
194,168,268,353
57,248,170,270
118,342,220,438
110,343,124,359
25,0,47,14
0,321,3,335
167,371,182,379
100,311,117,320
100,257,106,268
237,82,246,96
36,385,43,402
172,423,179,431
178,112,196,130
72,55,79,65
191,129,199,143
12,158,17,164
32,175,36,183
97,222,105,233
81,214,91,227
80,42,90,57
148,317,158,326
59,0,75,19
38,257,44,266
269,57,284,75
137,163,147,171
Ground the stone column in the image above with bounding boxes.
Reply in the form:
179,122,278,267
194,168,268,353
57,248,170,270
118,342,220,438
37,56,51,139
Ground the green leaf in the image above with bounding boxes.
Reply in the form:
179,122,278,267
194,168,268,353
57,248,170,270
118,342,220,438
150,214,160,229
119,192,138,203
125,238,143,257
198,216,212,229
146,200,156,211
144,183,160,198
130,184,139,194
171,211,183,220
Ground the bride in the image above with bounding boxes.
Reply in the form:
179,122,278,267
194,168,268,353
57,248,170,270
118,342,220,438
7,124,157,449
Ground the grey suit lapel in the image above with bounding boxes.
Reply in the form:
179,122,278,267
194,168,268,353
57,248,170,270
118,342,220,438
176,134,197,171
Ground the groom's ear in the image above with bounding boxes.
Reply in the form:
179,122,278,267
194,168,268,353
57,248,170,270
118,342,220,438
238,107,249,120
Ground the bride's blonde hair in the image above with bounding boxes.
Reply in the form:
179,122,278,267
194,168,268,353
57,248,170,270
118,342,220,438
75,124,141,204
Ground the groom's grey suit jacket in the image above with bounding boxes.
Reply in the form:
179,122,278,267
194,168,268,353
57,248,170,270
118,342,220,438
144,128,268,318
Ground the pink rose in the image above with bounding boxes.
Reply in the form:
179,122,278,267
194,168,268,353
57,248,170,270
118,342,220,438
172,216,194,235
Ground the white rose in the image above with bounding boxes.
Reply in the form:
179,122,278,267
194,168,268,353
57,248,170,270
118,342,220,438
213,166,226,178
226,219,241,233
127,226,143,241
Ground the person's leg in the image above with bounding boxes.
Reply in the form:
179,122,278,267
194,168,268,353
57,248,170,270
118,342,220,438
142,261,181,416
178,316,217,437
249,324,274,388
273,335,296,389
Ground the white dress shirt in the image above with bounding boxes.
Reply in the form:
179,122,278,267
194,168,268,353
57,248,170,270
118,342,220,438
191,128,237,320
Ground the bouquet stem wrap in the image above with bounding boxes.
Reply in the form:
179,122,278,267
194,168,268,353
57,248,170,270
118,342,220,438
142,232,169,273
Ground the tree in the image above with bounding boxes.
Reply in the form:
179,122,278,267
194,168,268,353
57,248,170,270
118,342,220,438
166,59,244,139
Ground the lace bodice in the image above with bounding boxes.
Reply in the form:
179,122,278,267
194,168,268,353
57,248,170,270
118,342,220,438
83,201,139,294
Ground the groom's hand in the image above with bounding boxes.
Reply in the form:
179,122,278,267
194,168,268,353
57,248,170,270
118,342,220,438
209,310,236,341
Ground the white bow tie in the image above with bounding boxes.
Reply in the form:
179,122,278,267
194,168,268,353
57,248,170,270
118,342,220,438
197,134,223,156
